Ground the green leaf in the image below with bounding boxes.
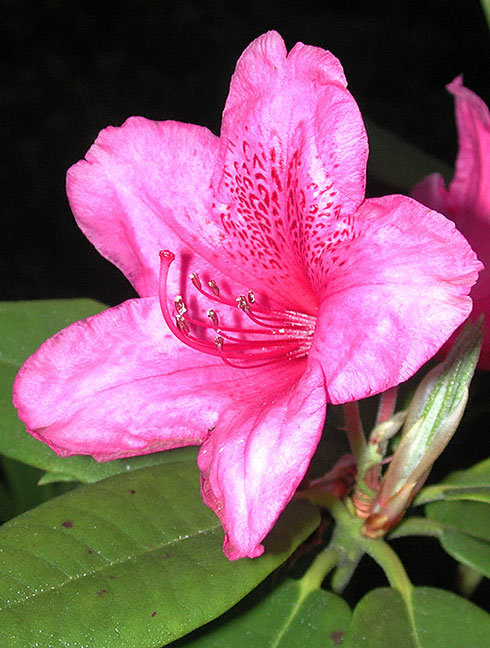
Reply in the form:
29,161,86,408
426,501,490,542
0,299,107,365
0,299,198,482
444,458,490,486
481,0,490,32
0,455,74,523
425,500,490,577
441,531,490,579
343,588,412,648
37,471,81,485
344,586,490,647
177,578,350,647
416,458,490,505
0,461,320,647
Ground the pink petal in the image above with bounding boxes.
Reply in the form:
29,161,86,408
13,297,247,461
446,76,490,226
446,78,490,368
210,31,368,313
13,297,318,463
412,79,490,369
197,359,326,560
67,118,222,297
311,195,482,403
411,172,449,215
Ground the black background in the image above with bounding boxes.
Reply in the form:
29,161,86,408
2,0,489,303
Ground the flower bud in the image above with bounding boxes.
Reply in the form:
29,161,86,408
362,317,483,538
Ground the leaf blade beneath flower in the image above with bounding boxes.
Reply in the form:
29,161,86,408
343,586,490,648
425,500,490,578
177,579,351,647
0,462,320,647
416,458,490,506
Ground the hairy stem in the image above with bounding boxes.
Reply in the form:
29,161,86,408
359,535,413,604
389,516,443,539
306,492,413,601
299,548,340,593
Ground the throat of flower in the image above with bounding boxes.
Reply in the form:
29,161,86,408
158,250,315,368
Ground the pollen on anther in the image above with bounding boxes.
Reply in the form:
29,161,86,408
190,273,201,290
247,291,255,304
208,280,220,296
236,295,249,311
215,335,224,349
174,296,186,315
207,309,219,326
176,315,190,334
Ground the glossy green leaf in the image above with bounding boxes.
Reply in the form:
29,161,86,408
426,501,490,541
0,461,320,647
177,578,350,647
343,588,412,648
344,586,490,647
441,531,490,579
0,299,198,482
426,500,490,577
416,458,490,505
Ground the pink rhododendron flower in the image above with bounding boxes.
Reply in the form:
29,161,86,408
412,76,489,369
13,33,481,560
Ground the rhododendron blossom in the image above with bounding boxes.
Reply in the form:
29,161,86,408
412,77,489,369
13,32,481,560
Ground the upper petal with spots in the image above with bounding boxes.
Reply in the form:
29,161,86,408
209,31,368,312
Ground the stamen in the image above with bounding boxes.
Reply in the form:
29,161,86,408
215,343,296,369
207,309,219,326
208,280,220,296
176,314,190,334
190,273,201,290
174,295,186,315
214,335,224,349
236,295,250,311
158,249,316,368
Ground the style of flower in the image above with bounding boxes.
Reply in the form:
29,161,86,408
412,76,489,369
13,33,481,560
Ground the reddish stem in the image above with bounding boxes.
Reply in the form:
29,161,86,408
375,386,398,426
342,401,367,464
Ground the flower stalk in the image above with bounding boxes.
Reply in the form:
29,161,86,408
305,491,413,600
299,548,340,594
342,401,367,466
